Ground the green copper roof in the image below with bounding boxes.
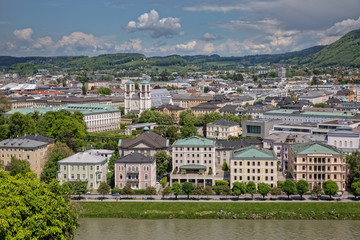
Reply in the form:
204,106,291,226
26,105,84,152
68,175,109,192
173,136,215,146
140,80,150,84
180,164,206,170
5,104,120,116
125,80,135,84
231,146,277,160
290,142,342,155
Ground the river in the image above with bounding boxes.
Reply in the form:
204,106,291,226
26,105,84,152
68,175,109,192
75,218,360,240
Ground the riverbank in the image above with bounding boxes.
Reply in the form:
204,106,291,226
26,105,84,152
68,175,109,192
78,202,360,220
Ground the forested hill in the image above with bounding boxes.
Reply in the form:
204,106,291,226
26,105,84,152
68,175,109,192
1,29,360,70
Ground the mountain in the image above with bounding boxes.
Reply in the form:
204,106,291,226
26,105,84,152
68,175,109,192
304,29,360,67
1,29,360,70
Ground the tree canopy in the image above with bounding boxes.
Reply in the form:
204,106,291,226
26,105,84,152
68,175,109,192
281,180,297,199
296,180,309,199
232,181,246,198
0,171,79,239
257,182,271,199
323,180,338,199
96,87,112,96
154,151,172,176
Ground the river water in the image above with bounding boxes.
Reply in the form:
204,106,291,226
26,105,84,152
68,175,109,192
75,218,360,240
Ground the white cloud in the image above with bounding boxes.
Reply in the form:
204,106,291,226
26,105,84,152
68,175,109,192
56,32,111,53
202,43,215,54
33,36,54,49
201,33,217,41
115,39,142,52
13,28,34,41
175,40,197,51
125,10,181,38
325,16,360,36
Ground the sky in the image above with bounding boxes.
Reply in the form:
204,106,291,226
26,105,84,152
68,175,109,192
1,0,360,57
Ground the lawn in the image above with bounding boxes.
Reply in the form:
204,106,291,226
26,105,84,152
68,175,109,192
78,202,360,220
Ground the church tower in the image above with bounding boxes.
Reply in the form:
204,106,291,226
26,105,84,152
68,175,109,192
139,80,151,114
124,80,135,114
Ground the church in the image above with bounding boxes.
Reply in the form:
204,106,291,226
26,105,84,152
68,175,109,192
124,80,151,115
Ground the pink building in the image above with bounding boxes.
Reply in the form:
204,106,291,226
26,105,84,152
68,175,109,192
115,152,156,189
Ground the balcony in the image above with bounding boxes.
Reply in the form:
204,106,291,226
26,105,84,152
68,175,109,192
126,179,139,184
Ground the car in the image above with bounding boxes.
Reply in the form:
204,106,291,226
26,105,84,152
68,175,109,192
112,192,121,196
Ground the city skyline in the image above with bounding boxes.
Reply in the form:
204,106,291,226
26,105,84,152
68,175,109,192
1,0,360,57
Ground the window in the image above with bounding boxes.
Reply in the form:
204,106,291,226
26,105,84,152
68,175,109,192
234,176,237,180
265,162,268,166
71,174,74,179
98,175,101,180
234,169,237,173
64,174,67,179
252,162,255,166
246,125,261,134
90,166,93,171
145,174,148,180
265,176,268,181
271,162,274,166
82,174,85,179
234,161,237,166
64,166,66,170
120,174,122,179
247,169,250,173
257,176,260,181
97,166,100,171
83,166,85,171
257,162,260,166
252,169,255,173
90,174,93,179
257,169,260,173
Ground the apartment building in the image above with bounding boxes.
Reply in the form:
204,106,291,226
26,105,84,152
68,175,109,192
57,149,114,192
114,152,156,189
230,146,278,188
0,135,54,178
206,119,241,139
119,128,169,157
171,136,218,186
288,142,346,192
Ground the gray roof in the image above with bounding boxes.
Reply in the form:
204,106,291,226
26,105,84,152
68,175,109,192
216,139,261,149
58,149,114,164
17,134,55,144
115,152,155,164
0,138,49,149
208,119,239,126
151,89,172,107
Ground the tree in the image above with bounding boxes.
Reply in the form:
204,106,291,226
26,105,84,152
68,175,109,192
323,180,338,199
73,181,87,199
246,181,256,199
346,151,360,183
204,86,209,93
222,162,230,171
9,157,32,176
313,103,327,108
97,182,111,200
62,181,73,197
296,180,309,199
181,115,197,138
194,185,204,198
162,186,171,198
145,186,157,197
0,171,79,239
311,183,322,199
41,152,66,183
281,180,297,199
232,182,246,198
0,124,9,141
106,153,120,188
96,87,112,96
122,184,135,196
203,185,213,198
182,182,195,199
0,92,12,114
9,113,36,137
351,182,360,199
257,183,271,199
221,185,232,197
270,187,282,197
154,151,172,176
171,181,182,199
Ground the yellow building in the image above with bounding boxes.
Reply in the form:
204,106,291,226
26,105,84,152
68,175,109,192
0,135,55,178
155,104,185,123
230,146,278,188
288,142,347,192
191,103,220,116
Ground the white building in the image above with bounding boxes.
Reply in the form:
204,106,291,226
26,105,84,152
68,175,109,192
206,119,241,139
57,149,114,192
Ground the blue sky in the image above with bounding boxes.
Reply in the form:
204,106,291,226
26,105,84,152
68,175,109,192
1,0,360,57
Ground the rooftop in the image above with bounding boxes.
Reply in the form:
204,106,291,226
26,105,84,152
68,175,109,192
115,152,155,164
58,149,114,164
231,146,277,160
173,136,215,147
290,142,342,155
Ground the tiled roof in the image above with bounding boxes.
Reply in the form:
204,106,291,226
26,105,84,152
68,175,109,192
290,142,342,155
173,136,215,146
231,146,277,160
0,138,49,149
120,131,168,149
115,152,155,163
216,139,261,149
17,134,54,144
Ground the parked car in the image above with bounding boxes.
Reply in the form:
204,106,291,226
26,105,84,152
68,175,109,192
112,192,121,196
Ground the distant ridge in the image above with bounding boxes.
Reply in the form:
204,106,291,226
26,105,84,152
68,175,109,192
1,29,360,69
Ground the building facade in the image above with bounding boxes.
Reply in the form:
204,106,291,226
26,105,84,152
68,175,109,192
288,142,347,192
230,146,278,188
0,135,54,178
206,119,241,139
114,152,156,189
124,80,151,115
57,149,114,191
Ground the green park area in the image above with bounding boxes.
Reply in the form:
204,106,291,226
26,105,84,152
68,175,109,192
78,202,360,220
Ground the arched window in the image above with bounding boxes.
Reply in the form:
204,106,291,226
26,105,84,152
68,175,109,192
345,141,347,147
350,141,353,147
132,166,135,171
145,174,148,180
334,140,337,147
120,174,122,179
339,141,342,147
